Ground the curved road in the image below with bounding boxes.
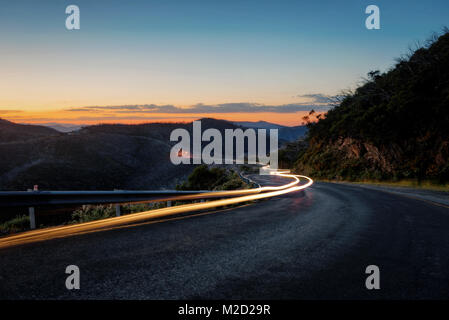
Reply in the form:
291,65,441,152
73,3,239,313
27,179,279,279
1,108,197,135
1,174,449,299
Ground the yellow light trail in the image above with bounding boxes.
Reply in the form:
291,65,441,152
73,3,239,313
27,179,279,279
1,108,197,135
0,170,313,249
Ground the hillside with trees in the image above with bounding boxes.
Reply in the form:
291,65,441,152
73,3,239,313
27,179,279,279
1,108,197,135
0,119,61,143
0,118,240,190
176,165,250,191
294,30,449,183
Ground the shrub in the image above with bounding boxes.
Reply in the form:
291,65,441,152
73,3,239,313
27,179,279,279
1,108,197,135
0,215,30,235
71,204,115,223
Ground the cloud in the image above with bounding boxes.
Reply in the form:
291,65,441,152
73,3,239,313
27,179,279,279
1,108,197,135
66,102,333,114
295,93,334,104
0,109,22,114
5,115,195,122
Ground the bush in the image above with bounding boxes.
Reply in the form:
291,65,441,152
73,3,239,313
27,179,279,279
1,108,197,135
71,205,115,223
177,165,249,191
70,202,168,224
239,164,259,174
0,215,30,235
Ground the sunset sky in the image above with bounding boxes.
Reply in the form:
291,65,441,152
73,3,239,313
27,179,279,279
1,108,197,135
1,0,448,126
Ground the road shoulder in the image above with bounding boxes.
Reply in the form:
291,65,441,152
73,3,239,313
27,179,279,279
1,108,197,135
328,181,449,208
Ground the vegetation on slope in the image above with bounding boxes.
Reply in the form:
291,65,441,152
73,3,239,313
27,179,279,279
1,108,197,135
295,30,449,183
176,165,250,191
0,118,240,190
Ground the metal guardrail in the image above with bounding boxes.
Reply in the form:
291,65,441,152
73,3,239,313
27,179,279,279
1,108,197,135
0,189,226,229
0,174,265,230
0,190,216,208
0,173,265,208
0,173,313,248
0,188,263,228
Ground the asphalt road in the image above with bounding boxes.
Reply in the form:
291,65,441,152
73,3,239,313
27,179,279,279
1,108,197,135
1,175,449,299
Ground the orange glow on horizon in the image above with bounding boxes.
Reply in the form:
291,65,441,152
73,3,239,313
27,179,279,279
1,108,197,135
0,110,326,127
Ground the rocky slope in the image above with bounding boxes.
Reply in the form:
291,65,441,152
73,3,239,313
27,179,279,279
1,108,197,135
295,30,449,182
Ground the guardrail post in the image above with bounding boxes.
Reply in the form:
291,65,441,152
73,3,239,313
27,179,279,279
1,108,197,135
113,189,121,216
29,207,36,229
27,188,36,229
167,200,172,207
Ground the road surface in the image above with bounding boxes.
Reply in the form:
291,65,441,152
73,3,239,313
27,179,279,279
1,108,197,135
1,174,449,299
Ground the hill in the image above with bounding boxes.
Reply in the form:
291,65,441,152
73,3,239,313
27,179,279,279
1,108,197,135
234,121,307,143
0,118,240,190
32,122,83,133
233,121,284,129
0,118,60,143
295,30,449,183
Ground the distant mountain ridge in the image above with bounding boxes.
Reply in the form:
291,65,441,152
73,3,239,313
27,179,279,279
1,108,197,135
233,121,284,129
27,122,83,133
0,118,60,143
233,121,307,143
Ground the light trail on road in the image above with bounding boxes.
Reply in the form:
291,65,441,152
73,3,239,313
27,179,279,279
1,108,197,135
0,170,313,249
